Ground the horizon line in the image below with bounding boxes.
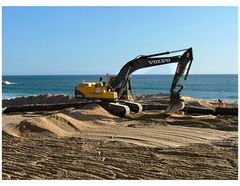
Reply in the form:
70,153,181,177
2,73,238,76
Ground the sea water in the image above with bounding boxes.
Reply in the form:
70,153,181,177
2,74,238,101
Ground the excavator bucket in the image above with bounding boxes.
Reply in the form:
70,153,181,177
165,91,185,113
165,99,185,113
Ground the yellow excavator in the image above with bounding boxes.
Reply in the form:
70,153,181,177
75,48,193,116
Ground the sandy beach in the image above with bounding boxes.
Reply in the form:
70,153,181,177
2,94,238,179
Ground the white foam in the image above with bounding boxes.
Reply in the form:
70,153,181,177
2,81,16,85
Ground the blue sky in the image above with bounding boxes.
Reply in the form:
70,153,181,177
2,6,238,75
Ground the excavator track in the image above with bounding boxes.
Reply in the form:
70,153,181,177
98,102,130,117
118,100,143,113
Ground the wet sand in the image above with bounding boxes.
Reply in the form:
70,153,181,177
2,94,238,179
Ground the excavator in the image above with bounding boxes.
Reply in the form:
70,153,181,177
75,47,193,116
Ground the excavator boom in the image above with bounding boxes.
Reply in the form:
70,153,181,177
108,48,193,112
108,48,192,97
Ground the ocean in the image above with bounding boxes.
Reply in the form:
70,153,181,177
2,75,238,102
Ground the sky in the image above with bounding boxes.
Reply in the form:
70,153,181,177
2,6,238,75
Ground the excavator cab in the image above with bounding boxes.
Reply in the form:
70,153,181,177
106,75,134,101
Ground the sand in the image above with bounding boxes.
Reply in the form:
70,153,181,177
2,94,238,179
2,93,75,108
136,93,237,108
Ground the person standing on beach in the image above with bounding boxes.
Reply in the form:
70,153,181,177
218,99,225,107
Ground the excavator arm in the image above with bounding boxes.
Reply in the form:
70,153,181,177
108,48,193,112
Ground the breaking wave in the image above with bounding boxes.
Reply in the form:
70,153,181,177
2,81,16,85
